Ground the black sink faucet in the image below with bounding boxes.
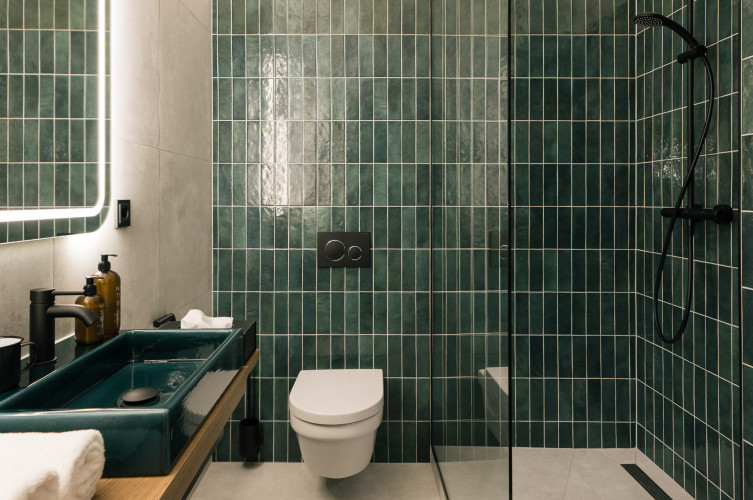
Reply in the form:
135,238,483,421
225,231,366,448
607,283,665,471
29,288,100,364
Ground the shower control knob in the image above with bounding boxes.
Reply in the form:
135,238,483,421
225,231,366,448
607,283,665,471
324,240,346,261
713,205,733,224
348,246,363,261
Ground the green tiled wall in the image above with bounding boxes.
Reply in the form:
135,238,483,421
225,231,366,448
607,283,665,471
212,0,435,463
741,0,753,497
510,0,637,448
634,1,741,498
213,4,753,495
0,0,108,243
429,0,509,450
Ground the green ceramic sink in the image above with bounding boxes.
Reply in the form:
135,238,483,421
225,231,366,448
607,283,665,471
0,329,244,477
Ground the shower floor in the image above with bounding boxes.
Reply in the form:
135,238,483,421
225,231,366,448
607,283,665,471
435,447,693,500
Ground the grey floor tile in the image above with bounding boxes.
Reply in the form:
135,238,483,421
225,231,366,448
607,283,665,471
189,462,440,500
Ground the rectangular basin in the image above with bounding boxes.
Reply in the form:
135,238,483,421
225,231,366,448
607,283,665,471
0,328,244,477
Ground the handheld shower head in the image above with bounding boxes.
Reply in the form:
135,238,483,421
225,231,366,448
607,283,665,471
633,12,706,63
634,13,665,28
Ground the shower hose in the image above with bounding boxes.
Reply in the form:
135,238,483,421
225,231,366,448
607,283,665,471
653,55,715,344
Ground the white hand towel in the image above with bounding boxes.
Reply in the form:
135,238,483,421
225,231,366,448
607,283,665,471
0,463,59,500
49,430,105,500
0,430,105,500
180,309,233,329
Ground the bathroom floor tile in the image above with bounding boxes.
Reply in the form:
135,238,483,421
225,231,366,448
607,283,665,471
434,447,693,500
188,462,441,500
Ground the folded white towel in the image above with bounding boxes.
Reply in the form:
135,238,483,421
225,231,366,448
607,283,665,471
0,430,105,500
180,309,233,329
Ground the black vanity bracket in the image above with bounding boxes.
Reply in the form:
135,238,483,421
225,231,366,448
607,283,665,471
660,204,733,225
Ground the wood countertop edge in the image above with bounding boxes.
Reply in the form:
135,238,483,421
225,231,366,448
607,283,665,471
94,349,260,500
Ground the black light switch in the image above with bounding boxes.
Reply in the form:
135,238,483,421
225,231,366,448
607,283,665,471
116,200,131,228
317,232,371,268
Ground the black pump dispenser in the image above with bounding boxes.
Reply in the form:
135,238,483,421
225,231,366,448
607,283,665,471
98,254,117,273
83,276,101,296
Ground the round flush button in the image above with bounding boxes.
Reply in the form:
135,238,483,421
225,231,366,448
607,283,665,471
348,246,363,260
324,240,346,261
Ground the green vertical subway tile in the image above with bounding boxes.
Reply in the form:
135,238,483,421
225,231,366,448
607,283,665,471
0,32,7,75
743,59,753,135
22,163,38,207
23,119,39,162
8,0,23,28
85,31,98,75
373,0,387,33
8,30,23,73
230,0,245,33
69,76,84,118
343,0,358,33
69,162,84,206
24,31,39,74
68,0,84,29
358,0,372,33
7,75,23,118
259,0,273,33
69,31,84,74
744,0,753,57
584,0,599,34
0,0,8,27
6,120,20,162
402,0,415,34
37,162,54,207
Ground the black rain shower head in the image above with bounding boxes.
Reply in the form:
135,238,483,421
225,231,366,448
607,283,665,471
634,12,706,63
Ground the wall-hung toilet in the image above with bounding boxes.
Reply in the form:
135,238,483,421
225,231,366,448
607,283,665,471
289,369,383,478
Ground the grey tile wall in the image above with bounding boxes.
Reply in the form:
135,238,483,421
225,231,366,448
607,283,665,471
634,1,741,498
429,0,509,450
212,0,434,463
510,0,637,448
0,0,109,243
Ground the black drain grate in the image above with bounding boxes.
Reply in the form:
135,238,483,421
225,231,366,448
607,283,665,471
621,464,673,500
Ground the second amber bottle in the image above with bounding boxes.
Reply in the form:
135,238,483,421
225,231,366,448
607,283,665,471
75,276,105,345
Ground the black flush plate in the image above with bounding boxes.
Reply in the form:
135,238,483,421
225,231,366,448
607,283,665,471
317,232,371,268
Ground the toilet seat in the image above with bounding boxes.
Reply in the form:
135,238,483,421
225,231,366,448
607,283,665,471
289,369,383,425
290,410,383,439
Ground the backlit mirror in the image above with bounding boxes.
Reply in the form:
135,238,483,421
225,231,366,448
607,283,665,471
0,0,108,243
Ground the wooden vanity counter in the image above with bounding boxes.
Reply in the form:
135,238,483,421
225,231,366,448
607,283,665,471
94,349,260,500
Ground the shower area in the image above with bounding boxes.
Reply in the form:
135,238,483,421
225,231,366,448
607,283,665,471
429,0,743,498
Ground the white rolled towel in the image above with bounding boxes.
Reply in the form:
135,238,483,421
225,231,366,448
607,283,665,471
180,309,233,329
0,430,105,500
0,462,59,500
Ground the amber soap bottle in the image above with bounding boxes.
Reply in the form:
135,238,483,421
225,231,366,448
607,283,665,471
75,277,105,345
96,254,121,340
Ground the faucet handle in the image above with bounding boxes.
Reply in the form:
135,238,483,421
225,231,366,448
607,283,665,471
30,288,55,303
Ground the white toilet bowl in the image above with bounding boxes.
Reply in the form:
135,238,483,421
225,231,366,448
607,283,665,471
289,369,384,478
